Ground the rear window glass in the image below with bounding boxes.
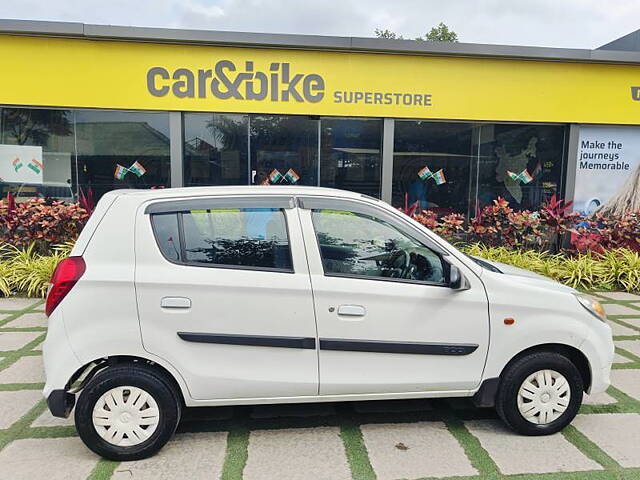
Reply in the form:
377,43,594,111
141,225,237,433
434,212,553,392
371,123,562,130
151,207,293,272
152,213,181,262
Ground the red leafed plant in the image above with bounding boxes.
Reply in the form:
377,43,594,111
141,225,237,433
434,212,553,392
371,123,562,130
570,212,640,253
0,196,90,254
539,194,579,236
434,213,466,242
398,193,420,217
467,197,515,246
78,187,95,216
413,209,439,229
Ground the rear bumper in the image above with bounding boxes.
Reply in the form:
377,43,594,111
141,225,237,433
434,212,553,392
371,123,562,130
42,308,83,398
47,390,75,418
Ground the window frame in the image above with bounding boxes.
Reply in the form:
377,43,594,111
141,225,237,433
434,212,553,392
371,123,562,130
303,198,451,287
148,196,296,274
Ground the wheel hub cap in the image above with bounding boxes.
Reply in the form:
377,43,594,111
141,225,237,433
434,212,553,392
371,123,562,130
517,369,571,425
92,386,160,447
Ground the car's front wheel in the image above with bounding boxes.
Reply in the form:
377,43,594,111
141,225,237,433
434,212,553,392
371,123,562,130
496,351,583,435
75,364,181,460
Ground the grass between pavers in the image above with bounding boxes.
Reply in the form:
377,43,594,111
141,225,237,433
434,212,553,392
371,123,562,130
443,415,499,478
0,334,45,375
86,460,120,480
0,295,640,480
340,423,376,480
562,424,620,470
220,427,250,480
0,299,44,327
0,399,47,451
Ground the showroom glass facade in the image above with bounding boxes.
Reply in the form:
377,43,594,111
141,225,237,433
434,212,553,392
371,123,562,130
0,107,170,201
0,105,567,219
183,114,382,196
392,121,567,216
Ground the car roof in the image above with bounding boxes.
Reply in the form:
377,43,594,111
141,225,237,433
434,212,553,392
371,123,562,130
107,185,377,203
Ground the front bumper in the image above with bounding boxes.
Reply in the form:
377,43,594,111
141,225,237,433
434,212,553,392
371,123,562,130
580,320,615,395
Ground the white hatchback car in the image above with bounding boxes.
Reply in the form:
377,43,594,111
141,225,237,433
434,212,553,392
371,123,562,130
43,186,614,460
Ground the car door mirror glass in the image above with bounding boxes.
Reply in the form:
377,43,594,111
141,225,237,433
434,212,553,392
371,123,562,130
448,264,469,290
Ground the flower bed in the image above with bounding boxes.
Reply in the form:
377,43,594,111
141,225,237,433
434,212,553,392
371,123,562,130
411,196,640,253
461,244,640,293
0,196,89,255
1,196,638,297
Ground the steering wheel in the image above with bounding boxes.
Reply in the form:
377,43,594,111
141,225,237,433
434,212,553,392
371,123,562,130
386,250,411,278
400,251,418,279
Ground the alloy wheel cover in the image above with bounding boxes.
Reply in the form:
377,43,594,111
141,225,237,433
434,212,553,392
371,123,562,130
92,386,160,447
517,369,571,425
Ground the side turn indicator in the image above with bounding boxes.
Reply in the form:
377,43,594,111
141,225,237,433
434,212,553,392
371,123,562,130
504,317,515,325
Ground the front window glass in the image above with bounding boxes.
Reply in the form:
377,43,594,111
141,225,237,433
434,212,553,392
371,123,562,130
180,208,292,270
311,209,444,283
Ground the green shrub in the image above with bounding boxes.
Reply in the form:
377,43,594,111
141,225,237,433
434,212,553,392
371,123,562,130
461,243,640,293
1,241,637,298
0,242,73,298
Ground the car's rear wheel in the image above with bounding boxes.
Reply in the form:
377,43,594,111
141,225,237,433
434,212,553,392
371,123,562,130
75,365,181,460
496,352,583,435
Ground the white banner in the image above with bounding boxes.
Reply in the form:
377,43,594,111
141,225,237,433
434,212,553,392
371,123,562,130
574,126,640,214
0,144,44,185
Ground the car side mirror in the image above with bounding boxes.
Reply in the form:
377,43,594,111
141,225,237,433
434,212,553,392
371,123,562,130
448,264,470,291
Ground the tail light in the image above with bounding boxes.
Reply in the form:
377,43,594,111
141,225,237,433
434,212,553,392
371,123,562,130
45,257,86,317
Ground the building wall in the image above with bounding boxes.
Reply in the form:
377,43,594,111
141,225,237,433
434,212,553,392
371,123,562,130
0,32,638,215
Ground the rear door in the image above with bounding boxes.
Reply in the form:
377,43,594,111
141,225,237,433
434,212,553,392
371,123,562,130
135,195,319,401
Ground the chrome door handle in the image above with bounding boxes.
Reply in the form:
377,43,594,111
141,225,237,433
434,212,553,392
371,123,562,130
161,297,191,309
337,305,366,317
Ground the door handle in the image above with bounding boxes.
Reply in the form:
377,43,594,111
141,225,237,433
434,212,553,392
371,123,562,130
161,297,192,309
337,305,366,317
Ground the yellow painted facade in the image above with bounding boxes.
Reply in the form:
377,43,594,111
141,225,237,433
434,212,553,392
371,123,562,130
1,34,639,124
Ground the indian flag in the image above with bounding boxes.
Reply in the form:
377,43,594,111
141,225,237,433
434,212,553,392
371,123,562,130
432,169,446,185
268,169,283,183
12,157,23,172
27,158,44,174
506,170,520,182
417,166,433,180
518,169,534,184
114,164,128,180
507,169,533,184
284,168,300,184
128,161,147,177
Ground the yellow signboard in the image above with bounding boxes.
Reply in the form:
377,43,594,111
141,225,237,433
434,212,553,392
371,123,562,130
1,34,639,124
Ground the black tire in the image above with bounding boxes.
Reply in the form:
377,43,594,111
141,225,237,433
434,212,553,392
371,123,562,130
75,364,181,461
496,352,583,436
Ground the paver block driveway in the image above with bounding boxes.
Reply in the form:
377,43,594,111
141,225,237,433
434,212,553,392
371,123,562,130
0,292,639,479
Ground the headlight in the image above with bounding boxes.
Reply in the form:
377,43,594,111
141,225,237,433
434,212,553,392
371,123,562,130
575,294,607,322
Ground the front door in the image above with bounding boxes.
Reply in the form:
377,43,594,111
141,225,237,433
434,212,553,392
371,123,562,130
135,195,318,401
298,197,490,395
